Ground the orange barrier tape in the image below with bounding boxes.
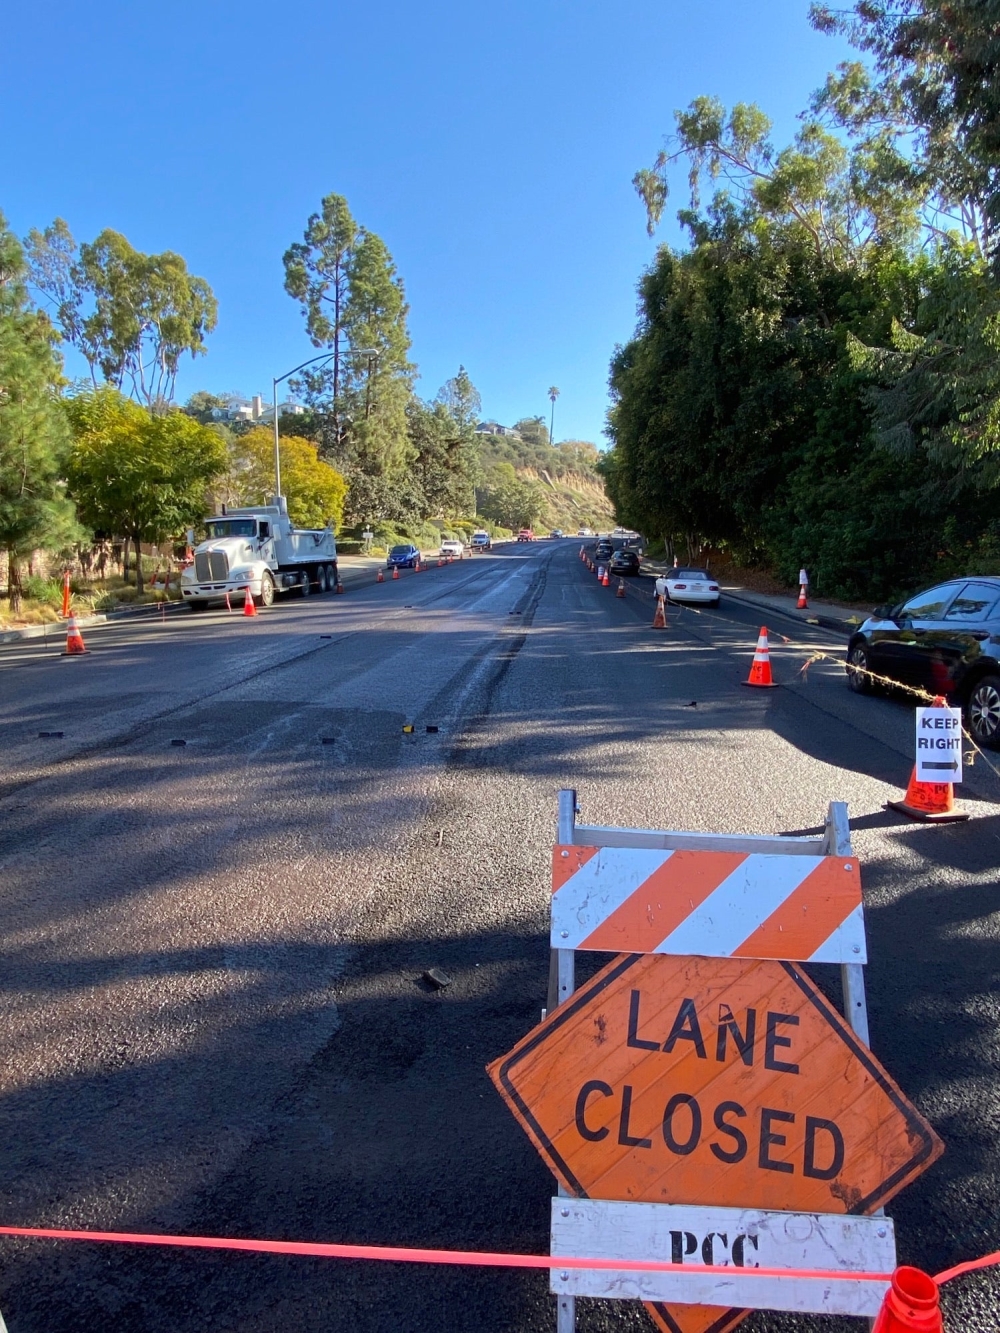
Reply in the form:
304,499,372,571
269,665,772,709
0,1224,891,1282
0,1224,997,1289
935,1249,1000,1285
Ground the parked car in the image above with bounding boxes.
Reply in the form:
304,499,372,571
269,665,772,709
609,548,641,576
440,538,464,558
386,543,420,569
550,528,564,539
578,528,593,537
654,568,720,605
595,539,615,562
470,530,492,552
517,528,536,542
846,577,1000,748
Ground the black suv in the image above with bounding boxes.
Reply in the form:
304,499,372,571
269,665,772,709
846,577,1000,748
595,539,615,562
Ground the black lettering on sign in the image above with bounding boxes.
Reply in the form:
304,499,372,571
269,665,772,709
732,1233,760,1268
662,1092,702,1155
670,1231,698,1265
702,1232,728,1265
574,1080,612,1141
716,1004,756,1066
803,1115,844,1179
626,989,659,1051
663,998,707,1058
709,1100,748,1164
764,1012,800,1074
617,1084,651,1149
759,1107,795,1173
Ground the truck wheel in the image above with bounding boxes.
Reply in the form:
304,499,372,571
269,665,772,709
256,572,275,608
326,563,337,590
316,565,328,593
300,569,311,596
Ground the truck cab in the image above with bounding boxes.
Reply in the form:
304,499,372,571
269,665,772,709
180,499,338,609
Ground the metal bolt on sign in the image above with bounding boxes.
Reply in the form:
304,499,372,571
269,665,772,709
495,791,943,1333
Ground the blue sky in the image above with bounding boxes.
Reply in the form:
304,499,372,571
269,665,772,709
2,1,851,445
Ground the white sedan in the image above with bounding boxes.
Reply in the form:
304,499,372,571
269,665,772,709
440,539,465,558
655,567,720,605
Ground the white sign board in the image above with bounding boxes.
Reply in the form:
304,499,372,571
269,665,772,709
549,1198,895,1316
915,705,963,784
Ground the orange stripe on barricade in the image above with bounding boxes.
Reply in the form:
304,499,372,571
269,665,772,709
552,845,600,892
732,857,861,961
579,851,747,954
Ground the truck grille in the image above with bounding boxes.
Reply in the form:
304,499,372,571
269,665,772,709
195,551,229,581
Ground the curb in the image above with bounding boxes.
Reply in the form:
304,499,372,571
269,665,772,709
719,589,857,638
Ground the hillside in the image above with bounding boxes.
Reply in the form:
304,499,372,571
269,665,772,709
517,465,615,532
475,430,614,532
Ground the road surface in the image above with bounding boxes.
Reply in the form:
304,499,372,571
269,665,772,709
1,541,998,1331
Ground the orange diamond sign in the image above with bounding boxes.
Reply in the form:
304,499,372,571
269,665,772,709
488,952,942,1333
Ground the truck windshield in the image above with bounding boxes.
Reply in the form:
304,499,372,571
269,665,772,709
205,519,256,539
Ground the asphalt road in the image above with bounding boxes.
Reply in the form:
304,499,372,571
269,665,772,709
1,540,999,1332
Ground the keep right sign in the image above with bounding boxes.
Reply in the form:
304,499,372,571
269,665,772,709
916,704,963,784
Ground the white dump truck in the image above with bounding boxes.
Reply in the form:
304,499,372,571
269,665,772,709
180,499,338,609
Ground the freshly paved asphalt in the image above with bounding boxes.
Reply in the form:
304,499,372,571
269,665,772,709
1,540,999,1332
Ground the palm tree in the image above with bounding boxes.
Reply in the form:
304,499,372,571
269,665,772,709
548,386,560,445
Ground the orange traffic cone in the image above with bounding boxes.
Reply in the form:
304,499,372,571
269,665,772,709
415,559,421,572
243,586,257,617
602,570,610,587
335,581,344,593
616,579,625,598
742,627,778,687
888,767,968,823
62,614,89,656
797,586,808,609
437,558,443,567
652,595,667,629
872,1267,942,1332
61,569,71,618
392,566,399,580
377,568,385,583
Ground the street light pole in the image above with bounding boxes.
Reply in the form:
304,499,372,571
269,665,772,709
270,347,380,502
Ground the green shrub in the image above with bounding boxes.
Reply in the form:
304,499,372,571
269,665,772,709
22,576,63,606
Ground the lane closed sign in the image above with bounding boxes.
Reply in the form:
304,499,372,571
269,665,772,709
915,704,963,784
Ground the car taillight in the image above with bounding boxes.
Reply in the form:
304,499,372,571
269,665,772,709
709,585,718,591
674,583,687,590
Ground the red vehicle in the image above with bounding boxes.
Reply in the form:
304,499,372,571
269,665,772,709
517,528,536,542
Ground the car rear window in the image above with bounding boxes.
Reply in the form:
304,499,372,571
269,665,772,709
944,583,1000,621
672,569,708,580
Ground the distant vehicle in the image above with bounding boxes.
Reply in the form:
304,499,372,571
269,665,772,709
181,500,337,609
470,530,492,552
609,548,641,576
440,538,464,558
550,528,564,539
387,543,420,569
517,528,536,542
846,576,1000,749
578,528,593,537
655,568,720,606
595,539,615,562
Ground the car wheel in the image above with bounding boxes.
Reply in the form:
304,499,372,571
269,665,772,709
846,642,874,694
967,674,1000,749
255,571,275,608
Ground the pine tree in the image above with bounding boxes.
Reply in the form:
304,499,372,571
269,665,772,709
0,213,78,614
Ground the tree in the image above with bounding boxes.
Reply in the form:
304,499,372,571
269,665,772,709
182,390,228,423
283,194,358,448
476,462,546,529
436,366,481,429
408,399,476,518
0,214,79,612
513,416,549,448
25,221,218,408
227,427,347,529
548,386,560,445
66,387,227,592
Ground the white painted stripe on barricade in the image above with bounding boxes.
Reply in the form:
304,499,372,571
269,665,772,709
549,1198,895,1315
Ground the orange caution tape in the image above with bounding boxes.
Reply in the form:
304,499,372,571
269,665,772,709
0,1223,996,1289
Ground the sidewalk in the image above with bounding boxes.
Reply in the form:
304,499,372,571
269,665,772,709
641,558,867,636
